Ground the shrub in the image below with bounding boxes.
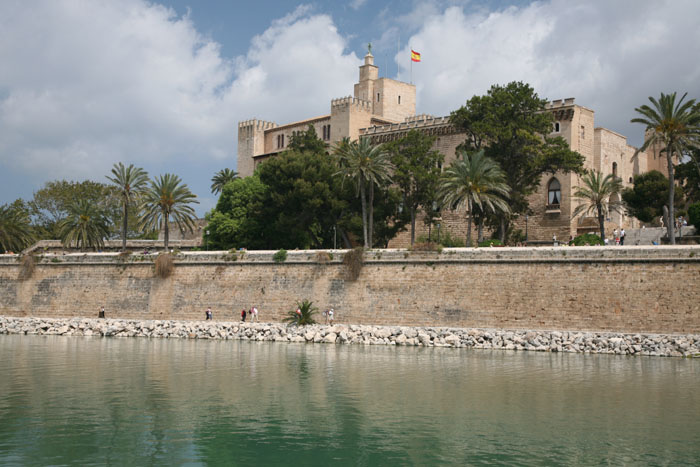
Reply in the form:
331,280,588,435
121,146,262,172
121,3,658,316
18,254,36,280
273,249,288,263
478,239,503,248
154,253,175,278
417,231,465,248
283,299,318,326
343,247,364,281
572,233,604,246
688,202,700,228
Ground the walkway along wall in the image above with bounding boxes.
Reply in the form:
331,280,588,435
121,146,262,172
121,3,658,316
1,247,699,334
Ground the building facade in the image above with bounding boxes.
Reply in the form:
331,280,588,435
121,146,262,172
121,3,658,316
237,52,662,245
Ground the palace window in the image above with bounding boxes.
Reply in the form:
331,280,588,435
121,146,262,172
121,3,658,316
548,178,561,205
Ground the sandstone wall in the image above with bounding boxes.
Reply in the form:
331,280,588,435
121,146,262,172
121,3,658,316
1,247,699,334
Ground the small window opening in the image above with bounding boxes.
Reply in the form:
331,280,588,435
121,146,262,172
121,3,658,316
548,178,561,205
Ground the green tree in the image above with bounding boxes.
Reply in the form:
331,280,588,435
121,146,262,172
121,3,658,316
632,92,700,243
333,138,394,248
287,124,328,154
210,168,239,195
450,82,585,240
106,162,149,252
139,174,199,250
572,170,624,242
437,149,510,246
205,175,267,250
622,171,683,223
57,199,111,251
28,180,120,239
0,202,35,253
385,130,444,246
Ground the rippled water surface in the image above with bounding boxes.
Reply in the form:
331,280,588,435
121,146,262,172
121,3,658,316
1,335,699,465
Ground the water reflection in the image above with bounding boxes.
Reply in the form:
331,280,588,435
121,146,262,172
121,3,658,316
1,336,698,465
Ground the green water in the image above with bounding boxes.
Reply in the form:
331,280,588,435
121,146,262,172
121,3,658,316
1,335,698,466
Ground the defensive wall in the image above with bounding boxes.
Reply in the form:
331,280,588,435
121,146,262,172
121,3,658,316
1,246,699,334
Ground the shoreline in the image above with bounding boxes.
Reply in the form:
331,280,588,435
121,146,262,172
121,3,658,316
2,316,698,358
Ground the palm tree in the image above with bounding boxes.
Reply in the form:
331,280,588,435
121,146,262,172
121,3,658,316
333,138,393,248
210,168,239,195
139,174,199,250
632,92,700,243
0,204,35,253
572,170,624,243
106,162,149,252
57,200,111,251
283,299,319,326
437,149,510,247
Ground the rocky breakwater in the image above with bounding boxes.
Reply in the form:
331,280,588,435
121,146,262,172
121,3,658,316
1,317,699,357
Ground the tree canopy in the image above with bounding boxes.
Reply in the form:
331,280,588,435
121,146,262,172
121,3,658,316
450,81,585,239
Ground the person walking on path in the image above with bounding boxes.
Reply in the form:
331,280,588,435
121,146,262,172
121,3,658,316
241,309,247,322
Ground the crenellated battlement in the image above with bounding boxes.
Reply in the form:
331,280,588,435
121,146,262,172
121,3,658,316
331,96,373,112
238,119,278,130
545,97,576,109
360,115,452,135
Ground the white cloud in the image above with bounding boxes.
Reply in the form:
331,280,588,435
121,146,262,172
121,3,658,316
0,1,359,204
399,0,700,146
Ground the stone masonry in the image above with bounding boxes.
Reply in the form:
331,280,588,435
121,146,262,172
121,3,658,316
1,247,699,334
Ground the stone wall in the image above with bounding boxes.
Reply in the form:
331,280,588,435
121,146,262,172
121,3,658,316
1,247,699,334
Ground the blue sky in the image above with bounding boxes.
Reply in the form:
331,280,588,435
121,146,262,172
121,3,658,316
1,0,699,215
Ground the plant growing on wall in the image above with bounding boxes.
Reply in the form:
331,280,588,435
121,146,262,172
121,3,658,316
283,299,318,326
273,248,287,263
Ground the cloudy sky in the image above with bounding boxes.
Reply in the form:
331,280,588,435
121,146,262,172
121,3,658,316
1,0,699,214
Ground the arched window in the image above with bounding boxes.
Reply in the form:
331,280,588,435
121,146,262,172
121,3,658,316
612,162,618,177
548,178,561,205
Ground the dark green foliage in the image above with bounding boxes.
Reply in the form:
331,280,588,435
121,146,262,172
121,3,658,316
572,233,604,246
58,199,111,250
0,202,35,253
273,249,287,263
283,299,318,326
342,247,364,281
450,82,585,239
478,239,503,247
29,180,122,240
287,125,328,154
688,202,700,227
210,168,239,195
205,176,267,250
385,130,444,245
622,171,682,223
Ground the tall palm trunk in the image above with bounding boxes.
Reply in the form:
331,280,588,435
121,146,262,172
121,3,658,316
163,217,169,251
368,182,375,248
122,201,128,252
666,143,676,244
359,180,368,247
466,199,473,247
597,203,605,242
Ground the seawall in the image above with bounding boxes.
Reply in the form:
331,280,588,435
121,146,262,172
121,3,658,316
1,246,699,334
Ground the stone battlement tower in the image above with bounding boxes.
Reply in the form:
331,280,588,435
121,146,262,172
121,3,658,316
236,50,416,177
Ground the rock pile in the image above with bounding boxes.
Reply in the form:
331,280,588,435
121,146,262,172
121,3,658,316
1,317,698,357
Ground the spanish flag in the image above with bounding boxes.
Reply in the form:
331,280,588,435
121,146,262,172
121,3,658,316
411,49,421,62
